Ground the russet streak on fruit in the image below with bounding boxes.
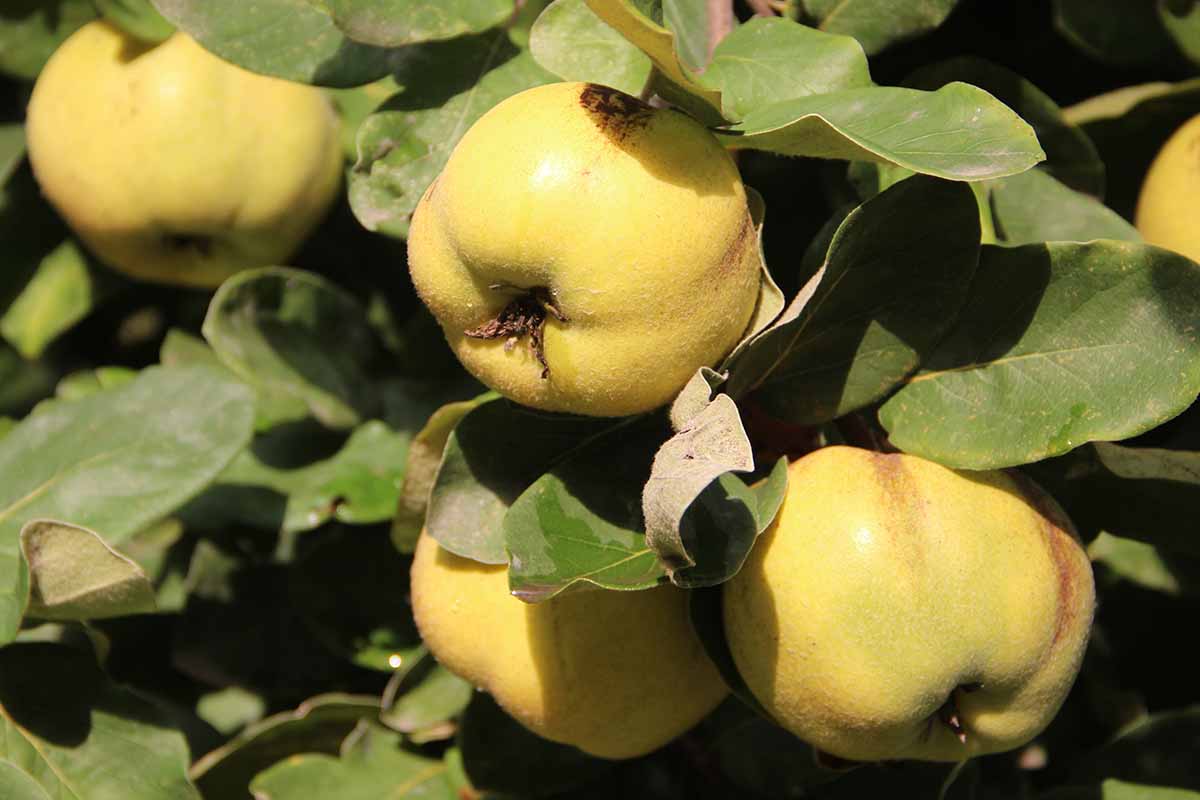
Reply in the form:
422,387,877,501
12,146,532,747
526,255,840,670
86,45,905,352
724,446,1095,763
407,81,762,417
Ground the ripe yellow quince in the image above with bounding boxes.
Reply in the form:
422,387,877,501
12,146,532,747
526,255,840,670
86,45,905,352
407,81,762,417
26,21,342,288
1136,112,1200,262
724,446,1095,763
410,531,727,759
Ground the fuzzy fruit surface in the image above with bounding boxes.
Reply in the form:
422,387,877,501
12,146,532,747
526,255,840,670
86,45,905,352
1136,112,1200,263
410,531,727,759
407,81,762,417
724,446,1095,763
26,21,342,288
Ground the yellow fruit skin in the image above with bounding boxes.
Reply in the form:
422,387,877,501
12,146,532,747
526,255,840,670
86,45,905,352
724,446,1095,763
407,81,761,417
1136,113,1200,262
26,21,342,288
410,531,728,759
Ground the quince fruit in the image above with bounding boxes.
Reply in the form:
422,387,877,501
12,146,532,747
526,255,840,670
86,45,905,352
724,446,1095,762
410,531,727,759
407,81,762,417
26,21,342,288
1136,112,1200,263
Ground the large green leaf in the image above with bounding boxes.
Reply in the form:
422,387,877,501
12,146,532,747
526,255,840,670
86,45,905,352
881,242,1200,469
732,175,980,423
250,722,455,799
904,56,1104,195
0,365,254,643
989,169,1140,247
0,643,200,799
1044,780,1200,800
801,0,963,55
151,0,398,86
530,0,651,95
202,267,380,431
702,16,871,119
327,0,513,47
717,82,1044,181
504,413,669,601
349,32,555,238
380,663,472,740
425,398,616,564
0,0,96,80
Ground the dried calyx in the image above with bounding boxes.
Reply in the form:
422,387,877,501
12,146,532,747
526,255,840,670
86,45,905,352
464,285,568,379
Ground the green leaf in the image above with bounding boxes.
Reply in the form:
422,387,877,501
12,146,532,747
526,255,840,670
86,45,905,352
381,663,473,739
19,519,156,621
1030,443,1200,559
0,239,114,360
1089,532,1198,596
1068,706,1200,788
182,418,417,535
392,393,495,554
582,0,723,120
457,692,612,796
904,56,1104,195
1067,80,1200,222
196,687,267,737
0,643,200,799
328,75,401,162
0,0,97,80
504,413,669,601
0,125,23,187
251,721,454,799
702,16,871,119
530,0,651,95
53,366,138,401
1045,780,1200,800
880,242,1200,469
289,527,422,672
716,82,1045,182
151,0,398,86
671,457,788,588
736,175,980,423
1160,0,1200,66
327,0,513,47
0,365,254,643
1054,0,1182,68
191,694,381,800
95,0,174,43
989,169,1140,247
350,32,555,238
202,267,380,431
643,388,752,579
426,398,615,564
802,0,963,55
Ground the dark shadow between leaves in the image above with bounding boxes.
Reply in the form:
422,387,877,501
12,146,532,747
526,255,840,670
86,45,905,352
0,642,99,746
675,477,759,586
381,32,521,111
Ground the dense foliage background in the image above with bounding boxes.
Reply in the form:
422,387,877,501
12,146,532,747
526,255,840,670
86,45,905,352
3,0,1200,797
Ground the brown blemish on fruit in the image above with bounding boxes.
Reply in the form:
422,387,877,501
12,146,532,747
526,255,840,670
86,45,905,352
864,452,927,569
1008,472,1089,647
718,213,755,276
578,83,653,142
163,232,214,258
464,286,568,379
